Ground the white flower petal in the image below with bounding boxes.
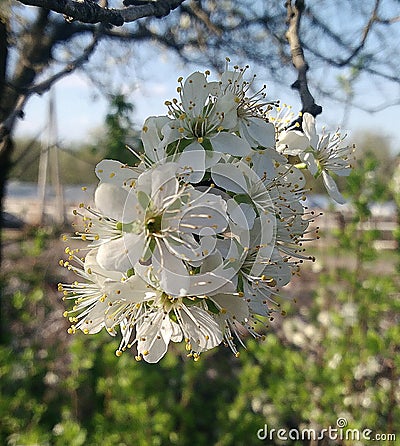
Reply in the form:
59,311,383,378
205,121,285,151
95,183,135,222
211,163,248,194
141,116,172,162
250,148,286,180
136,312,170,363
188,271,236,296
105,274,157,302
322,171,346,204
149,164,180,209
97,233,144,272
178,142,206,183
152,244,191,296
216,91,238,130
95,159,141,186
242,281,271,317
79,300,109,334
302,113,318,148
84,249,122,284
178,193,228,235
210,132,251,156
247,118,276,148
277,129,309,155
211,293,249,322
302,151,319,177
227,199,256,231
180,306,223,350
182,72,210,117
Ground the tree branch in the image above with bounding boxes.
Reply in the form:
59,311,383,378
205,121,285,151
27,31,100,95
1,26,101,136
183,1,222,37
17,0,186,26
18,0,124,26
0,17,8,115
285,0,322,117
307,0,380,68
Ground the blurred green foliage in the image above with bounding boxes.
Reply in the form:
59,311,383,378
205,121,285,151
1,153,399,445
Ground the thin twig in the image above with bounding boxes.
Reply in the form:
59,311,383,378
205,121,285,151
285,0,322,117
27,32,100,95
1,29,100,135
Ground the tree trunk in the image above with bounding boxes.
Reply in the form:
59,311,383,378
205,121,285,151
0,133,13,268
0,12,9,270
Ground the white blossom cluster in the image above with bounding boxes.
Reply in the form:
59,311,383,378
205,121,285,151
59,63,354,362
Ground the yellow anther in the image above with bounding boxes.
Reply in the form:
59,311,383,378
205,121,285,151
115,350,123,357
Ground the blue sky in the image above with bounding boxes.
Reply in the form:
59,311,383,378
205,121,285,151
14,58,400,154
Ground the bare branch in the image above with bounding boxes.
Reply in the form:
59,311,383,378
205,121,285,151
351,98,400,114
307,0,380,68
17,0,186,26
375,15,400,25
18,0,124,26
1,23,101,136
122,0,185,21
184,1,222,37
27,31,100,95
0,94,28,138
285,0,322,117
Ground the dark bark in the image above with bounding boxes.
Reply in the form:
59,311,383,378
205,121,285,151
0,12,10,273
0,14,7,107
18,0,186,25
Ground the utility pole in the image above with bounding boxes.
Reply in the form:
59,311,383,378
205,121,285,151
37,87,65,225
